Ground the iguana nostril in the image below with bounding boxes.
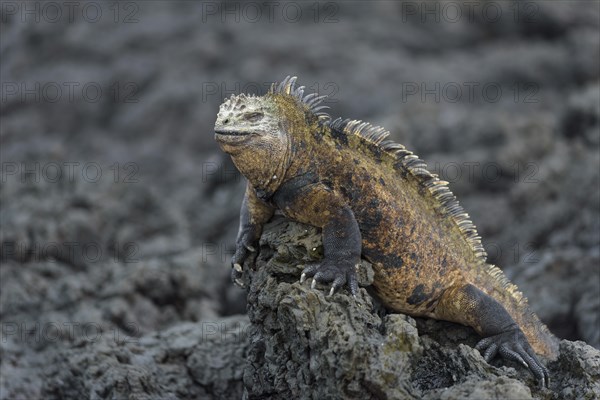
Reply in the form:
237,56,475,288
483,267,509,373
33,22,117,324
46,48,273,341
224,118,230,124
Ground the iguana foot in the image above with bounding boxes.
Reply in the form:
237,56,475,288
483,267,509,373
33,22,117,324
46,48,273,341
300,260,359,296
475,327,549,388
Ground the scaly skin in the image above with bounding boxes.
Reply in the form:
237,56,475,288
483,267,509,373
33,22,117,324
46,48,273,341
214,76,559,387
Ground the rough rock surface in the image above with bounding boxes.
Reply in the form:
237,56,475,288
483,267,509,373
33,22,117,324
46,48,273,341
240,217,600,400
40,316,251,399
32,218,599,399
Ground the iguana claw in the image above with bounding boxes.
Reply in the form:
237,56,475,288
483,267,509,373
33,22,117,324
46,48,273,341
300,273,307,283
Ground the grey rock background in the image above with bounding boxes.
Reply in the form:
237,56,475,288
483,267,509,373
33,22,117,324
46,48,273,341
1,1,598,399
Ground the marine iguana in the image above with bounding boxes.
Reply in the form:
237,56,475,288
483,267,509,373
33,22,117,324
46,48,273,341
214,76,558,387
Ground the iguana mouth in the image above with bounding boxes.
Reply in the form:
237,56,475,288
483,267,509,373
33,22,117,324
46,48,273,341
214,128,251,136
214,129,255,146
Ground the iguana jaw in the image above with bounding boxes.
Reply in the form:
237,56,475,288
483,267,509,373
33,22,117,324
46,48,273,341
214,127,255,136
214,128,257,147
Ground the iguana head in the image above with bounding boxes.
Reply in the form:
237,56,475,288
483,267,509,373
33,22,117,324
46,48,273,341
214,93,281,153
214,76,329,192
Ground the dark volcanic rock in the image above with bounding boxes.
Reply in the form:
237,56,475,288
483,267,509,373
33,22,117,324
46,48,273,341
41,316,251,400
2,207,598,400
240,217,600,400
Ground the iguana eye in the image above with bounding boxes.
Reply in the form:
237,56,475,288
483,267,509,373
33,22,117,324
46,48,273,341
244,112,263,122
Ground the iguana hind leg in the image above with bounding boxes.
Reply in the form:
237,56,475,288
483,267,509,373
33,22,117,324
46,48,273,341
434,283,550,387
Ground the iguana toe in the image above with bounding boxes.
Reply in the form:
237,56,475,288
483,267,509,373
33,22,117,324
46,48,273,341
301,261,357,296
476,328,549,388
231,265,245,288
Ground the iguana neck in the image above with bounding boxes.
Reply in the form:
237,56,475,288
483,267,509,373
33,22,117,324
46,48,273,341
235,135,293,202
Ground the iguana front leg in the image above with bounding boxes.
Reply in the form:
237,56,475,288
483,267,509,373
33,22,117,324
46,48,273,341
272,181,361,296
231,181,275,286
435,283,550,387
